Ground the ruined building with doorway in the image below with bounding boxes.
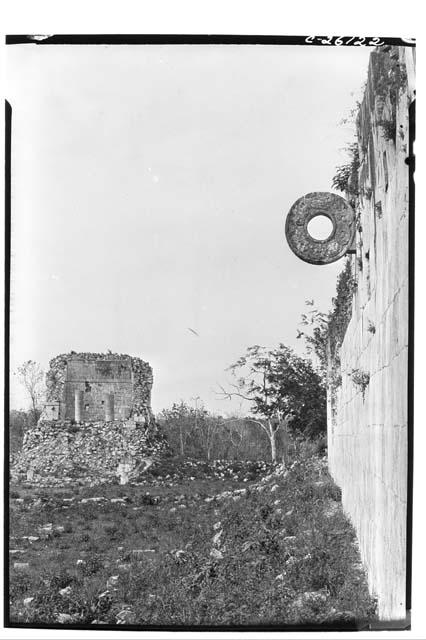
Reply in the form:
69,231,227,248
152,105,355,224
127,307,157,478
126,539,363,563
41,351,154,424
12,352,169,485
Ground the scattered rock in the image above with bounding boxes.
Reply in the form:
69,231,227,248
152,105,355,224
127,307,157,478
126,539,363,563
293,590,328,609
212,530,223,546
333,610,356,622
57,612,74,624
132,549,155,557
116,609,135,624
106,575,119,589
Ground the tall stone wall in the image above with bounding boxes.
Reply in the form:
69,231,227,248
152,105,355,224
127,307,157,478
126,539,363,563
327,47,415,621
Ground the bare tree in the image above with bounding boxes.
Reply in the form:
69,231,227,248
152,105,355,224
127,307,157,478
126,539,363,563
196,414,223,461
158,401,206,457
15,360,45,425
215,407,292,464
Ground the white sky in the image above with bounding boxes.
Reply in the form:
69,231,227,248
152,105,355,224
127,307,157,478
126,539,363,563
7,43,371,414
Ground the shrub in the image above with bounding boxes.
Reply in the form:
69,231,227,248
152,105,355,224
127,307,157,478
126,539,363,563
349,369,370,399
81,554,104,576
378,118,396,142
332,142,359,197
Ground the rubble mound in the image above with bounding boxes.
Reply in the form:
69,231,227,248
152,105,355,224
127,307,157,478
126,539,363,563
11,419,170,486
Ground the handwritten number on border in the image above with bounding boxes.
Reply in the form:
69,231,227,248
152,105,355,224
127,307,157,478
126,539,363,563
305,36,385,46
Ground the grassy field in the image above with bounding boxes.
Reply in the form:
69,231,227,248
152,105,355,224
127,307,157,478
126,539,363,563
9,454,377,629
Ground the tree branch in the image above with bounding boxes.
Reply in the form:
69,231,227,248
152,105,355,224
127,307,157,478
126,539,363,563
216,384,254,403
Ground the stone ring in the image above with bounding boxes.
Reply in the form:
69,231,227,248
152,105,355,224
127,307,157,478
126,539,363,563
285,192,356,265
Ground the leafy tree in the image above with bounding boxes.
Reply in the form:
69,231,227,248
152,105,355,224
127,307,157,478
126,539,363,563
220,344,326,461
14,360,45,426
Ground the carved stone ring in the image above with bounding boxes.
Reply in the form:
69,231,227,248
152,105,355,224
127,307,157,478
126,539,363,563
285,192,356,265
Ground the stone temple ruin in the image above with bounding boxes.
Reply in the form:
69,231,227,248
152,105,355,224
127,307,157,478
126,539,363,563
13,352,169,485
42,352,154,424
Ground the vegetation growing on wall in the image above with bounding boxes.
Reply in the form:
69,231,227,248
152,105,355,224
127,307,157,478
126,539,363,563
373,48,408,145
331,142,360,201
377,119,397,143
375,47,408,102
348,369,370,400
298,258,357,381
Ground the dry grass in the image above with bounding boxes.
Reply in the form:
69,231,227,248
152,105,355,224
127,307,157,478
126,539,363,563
8,454,377,629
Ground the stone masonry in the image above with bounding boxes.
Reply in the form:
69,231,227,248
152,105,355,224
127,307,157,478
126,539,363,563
327,46,415,621
42,352,154,424
13,352,169,484
13,419,169,485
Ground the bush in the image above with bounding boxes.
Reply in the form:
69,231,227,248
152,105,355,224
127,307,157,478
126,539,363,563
332,142,359,196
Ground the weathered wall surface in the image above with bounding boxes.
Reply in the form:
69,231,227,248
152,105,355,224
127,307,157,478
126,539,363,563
15,352,168,484
64,359,134,421
44,352,154,422
327,47,415,621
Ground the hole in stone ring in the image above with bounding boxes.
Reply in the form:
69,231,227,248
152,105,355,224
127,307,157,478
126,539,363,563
307,215,334,241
